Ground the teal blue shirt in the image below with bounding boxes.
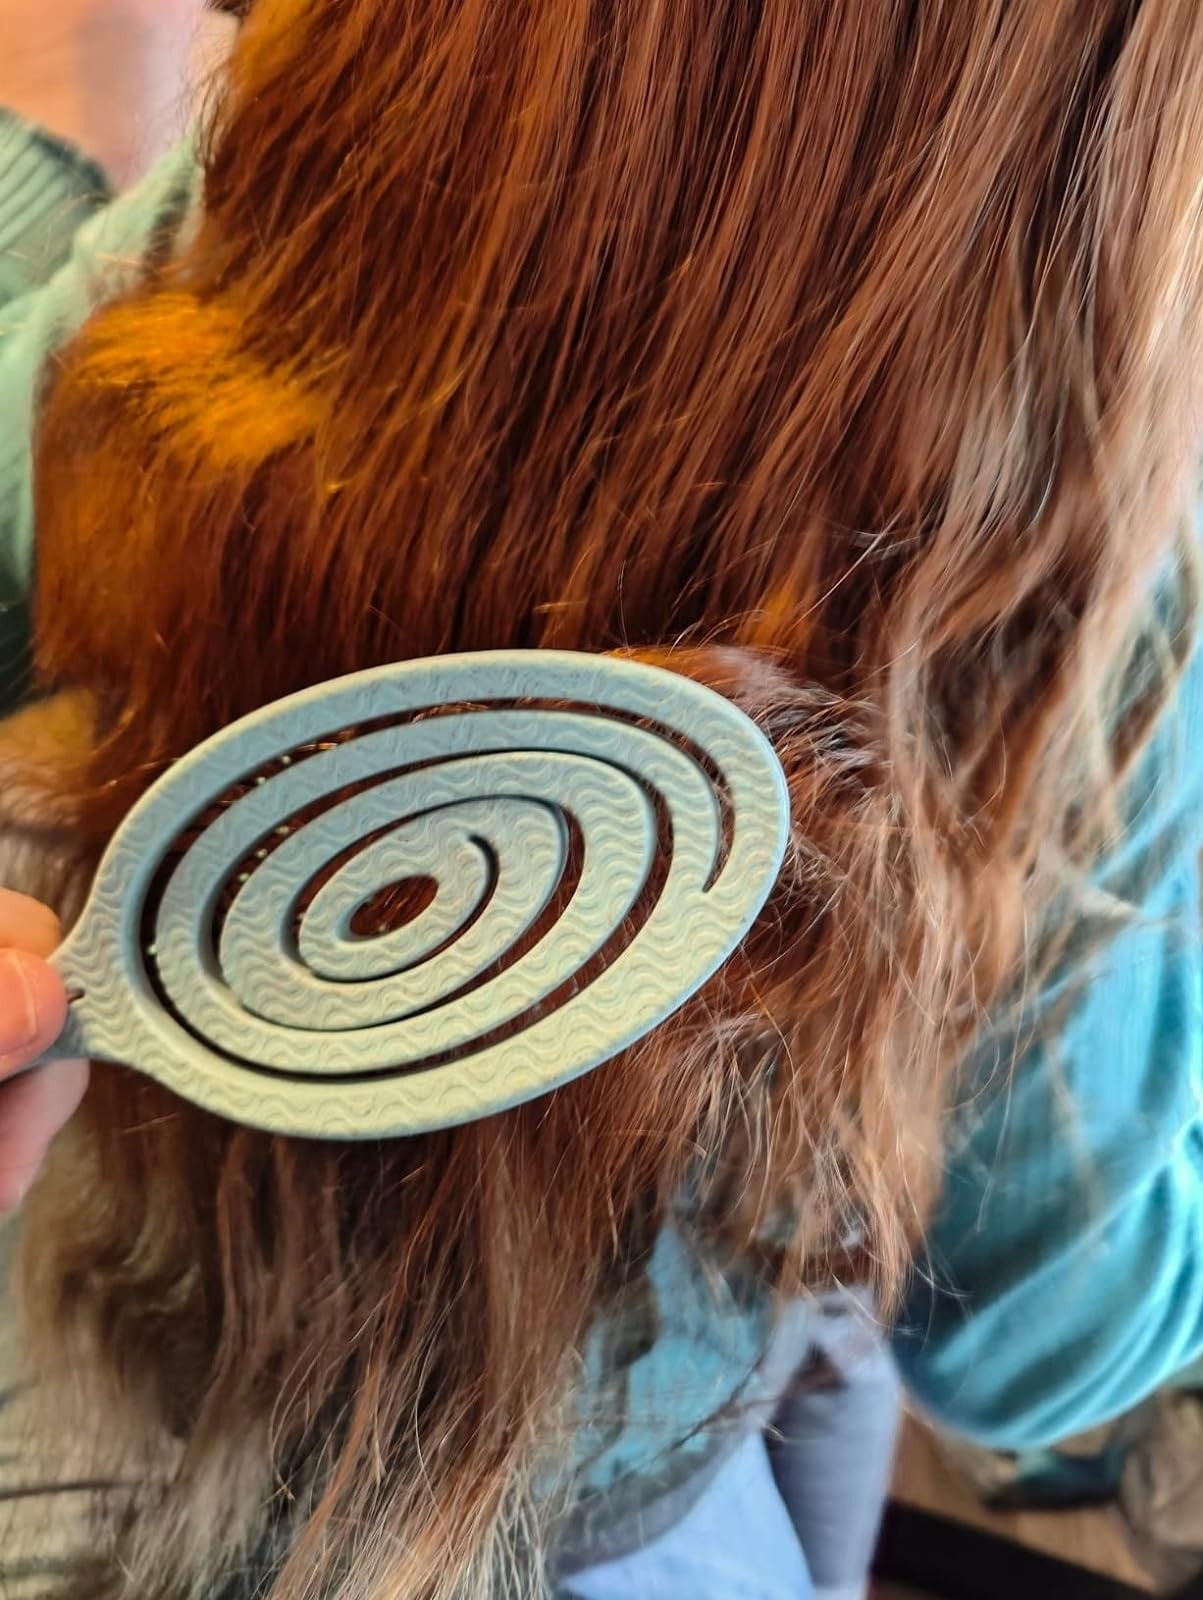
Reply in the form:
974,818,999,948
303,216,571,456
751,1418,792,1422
895,611,1203,1447
5,109,1203,1464
0,114,197,710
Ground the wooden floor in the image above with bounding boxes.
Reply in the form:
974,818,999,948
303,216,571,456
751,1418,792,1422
879,1417,1155,1596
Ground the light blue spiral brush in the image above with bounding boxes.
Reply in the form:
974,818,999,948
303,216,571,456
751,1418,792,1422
34,651,789,1138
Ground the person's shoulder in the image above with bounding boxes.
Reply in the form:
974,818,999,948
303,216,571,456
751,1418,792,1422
893,557,1203,1446
0,121,201,712
0,111,112,306
1102,552,1203,898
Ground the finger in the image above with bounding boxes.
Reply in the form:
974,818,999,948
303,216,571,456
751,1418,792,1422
0,949,68,1071
0,890,61,958
0,1058,88,1211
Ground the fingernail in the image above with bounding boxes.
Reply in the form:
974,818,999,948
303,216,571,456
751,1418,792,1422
0,951,39,1054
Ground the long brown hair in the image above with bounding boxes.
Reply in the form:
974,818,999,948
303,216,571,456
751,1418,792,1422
14,0,1203,1595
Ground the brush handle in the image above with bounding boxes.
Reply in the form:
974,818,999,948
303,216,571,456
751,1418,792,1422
40,927,128,1065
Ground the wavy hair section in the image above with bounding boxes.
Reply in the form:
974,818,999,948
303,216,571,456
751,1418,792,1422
13,1,1203,1596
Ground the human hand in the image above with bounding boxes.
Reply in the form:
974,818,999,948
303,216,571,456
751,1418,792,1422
0,891,86,1211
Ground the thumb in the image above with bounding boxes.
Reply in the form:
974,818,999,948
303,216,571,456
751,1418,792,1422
0,947,80,1209
0,949,68,1072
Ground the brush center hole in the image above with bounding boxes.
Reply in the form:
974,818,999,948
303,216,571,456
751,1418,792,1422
348,875,439,938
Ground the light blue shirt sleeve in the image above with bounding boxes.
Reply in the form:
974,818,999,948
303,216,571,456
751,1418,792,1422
894,598,1203,1448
